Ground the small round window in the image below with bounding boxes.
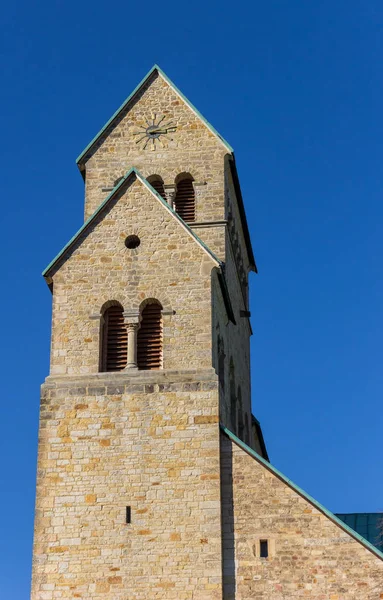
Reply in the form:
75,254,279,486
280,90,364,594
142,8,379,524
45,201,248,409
125,235,140,249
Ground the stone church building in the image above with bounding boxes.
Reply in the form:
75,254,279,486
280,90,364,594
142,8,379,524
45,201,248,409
31,66,383,598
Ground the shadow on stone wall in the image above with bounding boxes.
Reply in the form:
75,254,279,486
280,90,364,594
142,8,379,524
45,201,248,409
220,433,236,599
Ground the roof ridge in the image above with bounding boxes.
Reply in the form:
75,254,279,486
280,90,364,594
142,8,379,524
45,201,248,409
42,168,221,280
76,65,233,167
221,424,383,562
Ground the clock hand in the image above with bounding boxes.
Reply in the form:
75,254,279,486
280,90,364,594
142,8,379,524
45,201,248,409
150,127,177,134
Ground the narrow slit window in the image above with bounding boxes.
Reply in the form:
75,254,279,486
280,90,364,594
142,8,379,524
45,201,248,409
260,539,268,558
126,506,131,524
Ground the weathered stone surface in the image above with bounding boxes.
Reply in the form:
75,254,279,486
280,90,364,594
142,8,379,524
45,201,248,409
221,432,383,599
83,72,227,233
49,176,217,376
31,67,381,600
32,372,222,599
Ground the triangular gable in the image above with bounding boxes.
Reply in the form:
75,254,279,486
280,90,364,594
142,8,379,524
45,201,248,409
43,168,221,283
76,65,233,170
221,424,383,562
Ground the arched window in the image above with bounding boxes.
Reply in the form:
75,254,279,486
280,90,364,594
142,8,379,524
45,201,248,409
174,175,195,222
137,301,163,370
100,303,127,372
147,175,166,200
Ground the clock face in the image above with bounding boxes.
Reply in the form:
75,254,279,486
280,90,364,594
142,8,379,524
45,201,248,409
134,114,177,149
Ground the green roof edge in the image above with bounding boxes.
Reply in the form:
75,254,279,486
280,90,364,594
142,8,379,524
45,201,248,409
76,64,233,166
221,425,383,562
155,65,234,153
42,167,221,279
42,167,137,277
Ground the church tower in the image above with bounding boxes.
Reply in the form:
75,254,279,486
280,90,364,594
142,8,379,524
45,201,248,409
31,65,259,599
32,66,383,600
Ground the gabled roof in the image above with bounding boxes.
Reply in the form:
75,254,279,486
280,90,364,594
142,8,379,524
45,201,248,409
221,425,383,562
76,64,233,169
75,65,257,274
42,168,222,282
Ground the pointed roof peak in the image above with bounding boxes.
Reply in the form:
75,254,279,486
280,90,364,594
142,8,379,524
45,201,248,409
42,168,221,282
76,65,233,168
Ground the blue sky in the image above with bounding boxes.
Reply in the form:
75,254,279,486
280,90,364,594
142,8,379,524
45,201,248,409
1,0,383,596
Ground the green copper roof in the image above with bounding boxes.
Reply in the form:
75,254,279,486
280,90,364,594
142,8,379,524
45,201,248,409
42,168,221,279
76,64,233,166
221,425,383,562
336,513,383,552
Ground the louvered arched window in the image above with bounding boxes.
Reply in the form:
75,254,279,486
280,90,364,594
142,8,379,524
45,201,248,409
174,176,195,222
100,304,127,372
147,175,166,200
137,301,163,370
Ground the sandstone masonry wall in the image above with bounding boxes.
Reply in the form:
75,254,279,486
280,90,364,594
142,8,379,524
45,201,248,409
82,72,228,259
49,177,216,376
31,371,222,600
221,432,383,599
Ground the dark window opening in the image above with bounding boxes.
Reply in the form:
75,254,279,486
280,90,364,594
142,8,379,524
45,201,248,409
126,506,131,524
260,539,268,558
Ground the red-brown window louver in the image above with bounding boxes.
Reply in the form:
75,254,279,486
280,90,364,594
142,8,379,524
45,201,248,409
174,178,195,222
101,305,127,372
137,302,163,370
148,176,166,200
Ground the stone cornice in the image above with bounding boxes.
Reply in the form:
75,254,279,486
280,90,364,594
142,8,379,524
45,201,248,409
43,367,218,389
